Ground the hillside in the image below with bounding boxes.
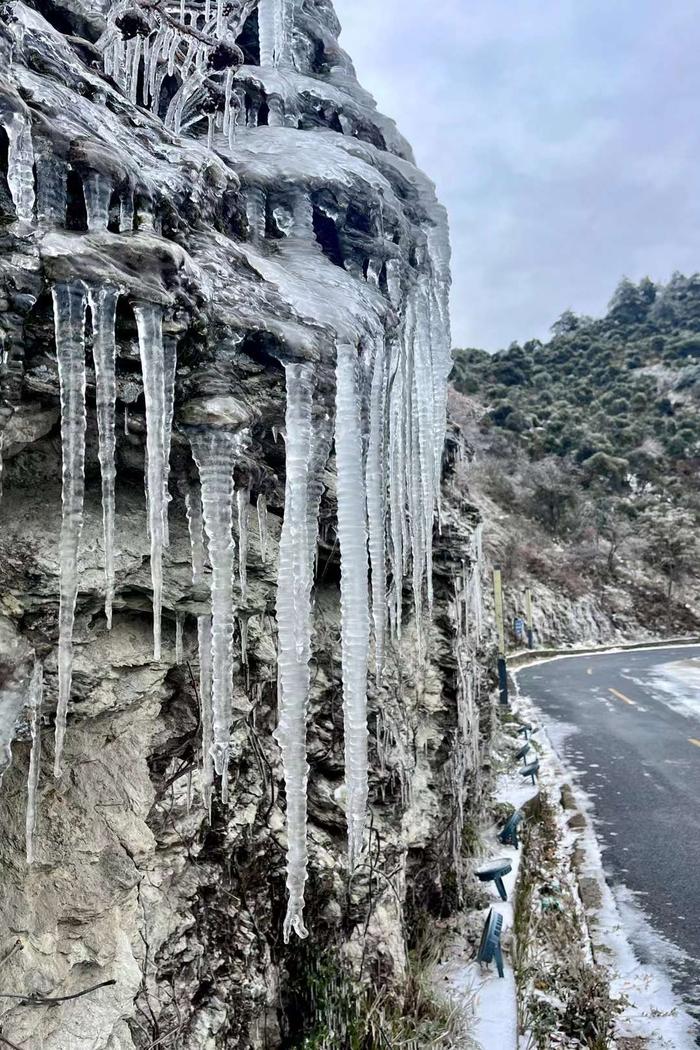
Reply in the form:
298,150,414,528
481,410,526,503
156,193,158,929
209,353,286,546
451,274,700,645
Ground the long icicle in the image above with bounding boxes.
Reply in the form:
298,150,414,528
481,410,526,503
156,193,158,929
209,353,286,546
88,286,119,629
186,479,214,815
134,303,167,660
26,660,43,865
366,340,387,679
52,280,88,778
190,429,242,803
274,363,315,941
335,341,370,868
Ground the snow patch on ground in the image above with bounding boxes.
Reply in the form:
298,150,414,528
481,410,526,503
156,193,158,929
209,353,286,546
646,657,700,720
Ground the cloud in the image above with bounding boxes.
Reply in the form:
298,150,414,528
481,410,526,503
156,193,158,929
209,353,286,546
333,0,700,350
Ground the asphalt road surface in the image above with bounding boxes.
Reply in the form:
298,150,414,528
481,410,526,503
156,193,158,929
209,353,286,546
516,645,700,1032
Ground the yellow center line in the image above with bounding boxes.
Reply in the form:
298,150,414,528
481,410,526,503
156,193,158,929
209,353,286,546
609,687,636,707
689,739,700,749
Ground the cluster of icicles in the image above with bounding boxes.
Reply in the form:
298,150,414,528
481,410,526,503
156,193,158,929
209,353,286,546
98,0,293,145
18,270,451,941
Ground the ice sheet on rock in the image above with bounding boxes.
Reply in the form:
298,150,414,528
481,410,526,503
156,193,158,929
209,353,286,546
25,660,43,865
335,342,370,867
88,285,119,629
52,280,88,779
35,149,67,227
274,362,315,940
134,302,168,660
5,110,35,223
190,428,244,803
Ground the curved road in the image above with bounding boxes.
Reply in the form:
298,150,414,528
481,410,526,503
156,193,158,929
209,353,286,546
516,645,700,1034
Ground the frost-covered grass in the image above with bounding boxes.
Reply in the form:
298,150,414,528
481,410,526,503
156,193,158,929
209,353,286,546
514,789,623,1049
296,942,475,1050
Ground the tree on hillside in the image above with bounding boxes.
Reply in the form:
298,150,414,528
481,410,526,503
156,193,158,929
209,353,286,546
522,457,580,535
607,277,649,326
642,508,698,600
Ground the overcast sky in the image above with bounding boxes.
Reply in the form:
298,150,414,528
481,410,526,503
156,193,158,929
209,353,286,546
332,0,700,351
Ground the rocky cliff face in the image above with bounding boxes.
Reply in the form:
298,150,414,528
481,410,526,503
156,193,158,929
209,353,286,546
0,3,488,1046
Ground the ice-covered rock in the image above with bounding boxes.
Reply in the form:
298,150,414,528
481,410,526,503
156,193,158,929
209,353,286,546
0,0,487,1045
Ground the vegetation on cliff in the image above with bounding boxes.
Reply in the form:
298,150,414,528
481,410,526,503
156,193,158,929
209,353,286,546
451,274,700,641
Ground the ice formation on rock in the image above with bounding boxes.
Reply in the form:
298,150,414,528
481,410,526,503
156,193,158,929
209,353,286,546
335,342,370,867
256,493,269,562
274,363,315,940
190,429,245,803
52,280,88,779
134,302,171,660
4,110,35,223
25,660,43,865
88,286,119,629
1,0,455,964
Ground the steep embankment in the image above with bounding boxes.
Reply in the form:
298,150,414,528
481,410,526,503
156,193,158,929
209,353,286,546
451,276,700,648
0,3,490,1048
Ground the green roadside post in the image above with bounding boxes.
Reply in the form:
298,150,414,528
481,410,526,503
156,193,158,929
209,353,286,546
493,566,509,706
526,589,534,650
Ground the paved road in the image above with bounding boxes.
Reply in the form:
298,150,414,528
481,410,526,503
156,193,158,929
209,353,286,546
516,646,700,1032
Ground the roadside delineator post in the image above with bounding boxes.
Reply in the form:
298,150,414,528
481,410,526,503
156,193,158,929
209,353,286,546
477,910,505,978
493,566,509,705
526,588,534,650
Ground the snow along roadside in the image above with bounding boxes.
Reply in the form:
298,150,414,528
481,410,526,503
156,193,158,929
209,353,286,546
430,730,540,1049
513,677,697,1050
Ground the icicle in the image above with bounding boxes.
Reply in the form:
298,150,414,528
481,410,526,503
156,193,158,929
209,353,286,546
52,281,88,778
83,171,111,231
25,661,43,865
274,363,315,940
162,337,177,548
186,479,207,584
190,428,244,802
5,111,35,223
307,412,334,575
134,302,167,660
129,36,142,104
124,406,130,434
237,487,249,600
175,612,184,663
256,493,269,562
239,615,249,667
216,0,224,37
88,286,119,629
198,614,214,816
259,0,293,67
335,342,370,867
366,342,387,679
207,112,215,150
119,189,134,232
